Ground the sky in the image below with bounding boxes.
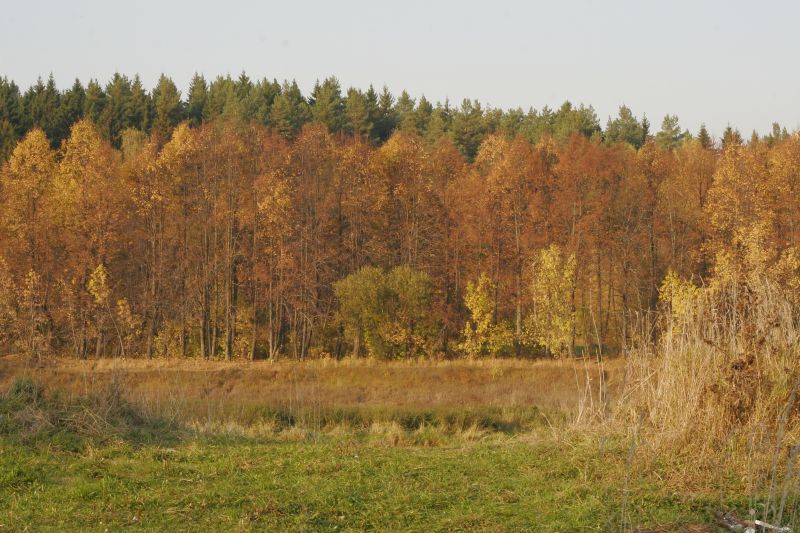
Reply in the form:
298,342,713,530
2,0,799,138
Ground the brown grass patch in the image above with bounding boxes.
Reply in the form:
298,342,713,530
0,355,620,429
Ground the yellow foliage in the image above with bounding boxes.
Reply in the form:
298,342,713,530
525,245,576,356
0,129,57,260
658,270,699,322
88,264,110,306
706,138,800,290
459,273,496,358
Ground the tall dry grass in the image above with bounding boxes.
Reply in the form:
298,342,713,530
619,278,800,524
0,355,617,443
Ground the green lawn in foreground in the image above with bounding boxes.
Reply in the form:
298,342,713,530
0,433,714,532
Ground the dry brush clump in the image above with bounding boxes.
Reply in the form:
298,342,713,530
620,277,800,489
0,373,179,447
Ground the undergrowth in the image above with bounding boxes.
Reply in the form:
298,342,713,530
620,278,800,528
0,374,180,450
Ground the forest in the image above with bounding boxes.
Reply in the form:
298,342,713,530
0,72,797,362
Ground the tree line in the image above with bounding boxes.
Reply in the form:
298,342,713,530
0,72,798,360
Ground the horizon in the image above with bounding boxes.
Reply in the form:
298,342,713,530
2,0,799,138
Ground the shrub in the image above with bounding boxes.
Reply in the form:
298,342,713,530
334,265,435,358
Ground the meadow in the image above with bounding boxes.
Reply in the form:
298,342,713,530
4,280,800,531
0,355,730,531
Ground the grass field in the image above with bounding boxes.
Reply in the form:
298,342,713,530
1,433,721,532
0,355,739,531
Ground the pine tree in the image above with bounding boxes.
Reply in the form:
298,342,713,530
234,71,254,119
424,101,451,144
270,80,310,140
373,86,397,142
204,75,236,120
99,73,133,146
57,79,85,145
0,76,23,138
721,125,743,149
394,90,416,133
655,114,684,150
21,75,61,146
151,74,185,141
83,79,107,124
128,75,151,132
697,123,713,149
450,99,487,160
414,95,433,137
343,87,372,138
250,78,280,126
309,77,344,133
552,101,600,142
186,73,208,127
605,105,646,148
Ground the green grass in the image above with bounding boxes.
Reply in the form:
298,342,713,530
0,374,729,531
0,431,718,532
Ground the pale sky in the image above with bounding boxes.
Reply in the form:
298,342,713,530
2,0,798,138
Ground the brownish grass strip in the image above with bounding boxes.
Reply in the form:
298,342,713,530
0,355,620,417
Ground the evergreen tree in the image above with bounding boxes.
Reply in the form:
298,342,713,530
250,78,280,126
0,119,16,163
450,99,487,160
605,105,646,148
363,85,380,139
655,114,684,150
309,77,344,133
233,71,254,119
519,106,555,144
344,87,372,138
99,73,133,146
270,80,310,139
697,123,713,149
205,75,237,120
425,101,451,144
414,95,433,137
186,73,208,127
84,79,107,124
0,76,23,138
127,75,151,132
496,107,524,139
552,101,600,142
373,86,397,142
394,90,416,133
21,75,61,146
56,79,85,147
151,74,185,140
721,125,743,149
483,108,504,134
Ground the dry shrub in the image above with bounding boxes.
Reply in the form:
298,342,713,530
1,373,177,446
620,278,800,486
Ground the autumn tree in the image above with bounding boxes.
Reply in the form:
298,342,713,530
56,120,127,357
0,129,57,275
334,266,391,358
459,273,512,357
334,265,433,358
526,245,576,356
252,135,293,358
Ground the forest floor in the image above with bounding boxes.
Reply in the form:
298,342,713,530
0,355,731,531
